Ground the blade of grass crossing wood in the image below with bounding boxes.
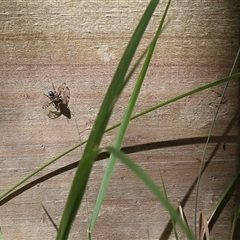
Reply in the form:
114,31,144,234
230,203,240,240
87,41,148,236
88,0,171,233
208,170,240,225
160,171,179,240
103,73,240,134
57,1,161,239
131,73,240,121
0,228,3,240
87,44,149,237
106,146,195,240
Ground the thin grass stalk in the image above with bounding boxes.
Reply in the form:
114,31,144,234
130,73,240,122
194,47,240,236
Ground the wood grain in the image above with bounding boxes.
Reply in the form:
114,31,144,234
0,1,239,239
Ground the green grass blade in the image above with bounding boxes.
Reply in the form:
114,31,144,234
159,171,179,239
0,227,3,240
57,1,161,239
88,0,171,234
87,46,148,235
230,203,240,240
208,170,240,225
106,146,195,240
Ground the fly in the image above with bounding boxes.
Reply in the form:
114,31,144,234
43,83,71,119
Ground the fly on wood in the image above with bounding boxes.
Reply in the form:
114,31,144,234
42,83,71,119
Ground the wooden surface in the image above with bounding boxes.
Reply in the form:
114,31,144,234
0,1,239,239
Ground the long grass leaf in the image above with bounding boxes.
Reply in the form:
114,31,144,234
160,171,179,239
208,170,240,226
57,1,161,239
230,203,240,240
88,0,171,234
106,146,195,240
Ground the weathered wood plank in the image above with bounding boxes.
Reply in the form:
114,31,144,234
0,1,239,239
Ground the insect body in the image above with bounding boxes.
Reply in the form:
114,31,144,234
43,83,71,119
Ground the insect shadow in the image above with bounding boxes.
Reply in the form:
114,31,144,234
42,83,71,119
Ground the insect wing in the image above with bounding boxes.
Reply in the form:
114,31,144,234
57,83,70,106
62,86,70,105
